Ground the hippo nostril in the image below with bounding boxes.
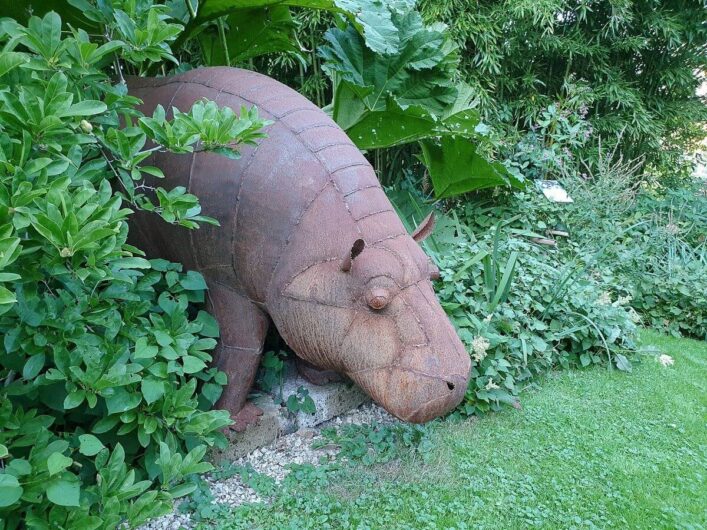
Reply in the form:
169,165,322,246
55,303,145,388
446,381,455,391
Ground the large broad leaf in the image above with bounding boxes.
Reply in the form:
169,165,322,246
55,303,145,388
198,6,299,65
319,11,474,151
188,0,415,55
321,15,458,120
320,11,464,149
343,94,437,149
343,90,482,150
320,11,520,196
420,136,525,199
195,0,333,20
333,0,415,54
46,476,80,507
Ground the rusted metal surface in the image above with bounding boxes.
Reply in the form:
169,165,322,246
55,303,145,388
128,67,471,427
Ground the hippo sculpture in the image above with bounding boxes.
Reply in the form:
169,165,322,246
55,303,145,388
128,67,471,429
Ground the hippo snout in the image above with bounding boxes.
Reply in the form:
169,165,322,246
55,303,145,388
350,364,470,423
390,369,468,423
333,278,472,422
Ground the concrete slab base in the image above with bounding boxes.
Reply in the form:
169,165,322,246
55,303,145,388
212,366,369,462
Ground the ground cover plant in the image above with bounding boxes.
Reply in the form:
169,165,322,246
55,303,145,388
193,330,707,529
606,185,707,339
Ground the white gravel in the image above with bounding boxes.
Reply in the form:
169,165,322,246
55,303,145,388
139,403,396,530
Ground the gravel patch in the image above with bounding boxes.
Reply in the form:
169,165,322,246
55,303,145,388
139,403,396,530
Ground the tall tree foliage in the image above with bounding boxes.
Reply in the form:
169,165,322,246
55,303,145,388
419,0,707,179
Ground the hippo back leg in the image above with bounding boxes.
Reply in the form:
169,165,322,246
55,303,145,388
206,279,269,431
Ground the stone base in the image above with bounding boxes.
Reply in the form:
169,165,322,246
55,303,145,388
212,366,369,462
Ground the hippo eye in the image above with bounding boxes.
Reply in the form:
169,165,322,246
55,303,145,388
366,287,390,310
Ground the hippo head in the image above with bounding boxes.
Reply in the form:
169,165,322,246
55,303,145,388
274,214,471,423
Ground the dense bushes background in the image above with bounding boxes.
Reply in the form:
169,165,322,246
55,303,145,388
0,8,270,527
419,0,707,180
597,185,706,339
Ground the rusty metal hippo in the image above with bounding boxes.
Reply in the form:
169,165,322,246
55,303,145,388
127,67,471,428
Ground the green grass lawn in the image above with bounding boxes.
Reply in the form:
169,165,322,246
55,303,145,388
203,330,707,529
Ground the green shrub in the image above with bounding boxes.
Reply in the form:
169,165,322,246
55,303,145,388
556,154,706,339
436,219,638,415
390,185,638,415
629,265,706,339
609,185,707,339
0,9,268,528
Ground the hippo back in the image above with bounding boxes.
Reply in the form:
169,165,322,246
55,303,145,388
128,67,407,304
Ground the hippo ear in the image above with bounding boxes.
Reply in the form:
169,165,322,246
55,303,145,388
411,212,436,243
341,238,365,272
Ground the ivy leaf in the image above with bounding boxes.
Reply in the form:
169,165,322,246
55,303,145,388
134,337,159,359
47,452,73,476
201,382,223,405
46,477,80,507
196,310,220,338
141,378,165,405
78,434,105,456
182,356,207,374
615,354,632,372
179,270,207,291
0,474,23,508
154,330,173,346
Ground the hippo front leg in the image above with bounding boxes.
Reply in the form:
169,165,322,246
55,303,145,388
206,280,268,432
